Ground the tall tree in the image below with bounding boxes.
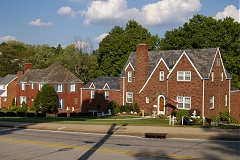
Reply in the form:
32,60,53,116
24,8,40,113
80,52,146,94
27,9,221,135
160,14,240,89
98,20,160,77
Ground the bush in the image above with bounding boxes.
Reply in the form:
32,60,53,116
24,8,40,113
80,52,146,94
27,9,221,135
105,100,119,114
8,106,19,112
133,103,140,113
70,112,78,117
176,110,190,125
5,112,16,117
0,111,6,117
191,118,202,125
78,112,94,117
57,112,67,117
16,112,26,117
36,113,46,117
27,112,36,117
119,105,133,113
171,109,177,116
113,107,121,114
210,114,219,122
16,107,28,113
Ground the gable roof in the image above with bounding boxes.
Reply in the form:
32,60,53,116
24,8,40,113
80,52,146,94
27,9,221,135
0,74,17,85
120,48,231,79
82,77,120,90
17,62,83,83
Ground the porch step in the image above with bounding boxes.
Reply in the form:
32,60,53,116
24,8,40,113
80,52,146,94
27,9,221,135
145,132,168,139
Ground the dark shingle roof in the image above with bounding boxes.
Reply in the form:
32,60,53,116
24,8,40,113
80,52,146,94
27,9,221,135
18,62,83,83
120,48,230,79
82,77,120,90
0,74,17,85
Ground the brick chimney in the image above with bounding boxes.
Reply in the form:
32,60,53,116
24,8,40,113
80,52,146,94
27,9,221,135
24,63,32,73
17,71,23,81
135,44,148,91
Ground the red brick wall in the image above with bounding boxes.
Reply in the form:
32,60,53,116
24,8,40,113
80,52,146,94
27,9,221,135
1,78,17,108
168,54,203,115
204,52,230,118
81,89,120,112
230,91,240,120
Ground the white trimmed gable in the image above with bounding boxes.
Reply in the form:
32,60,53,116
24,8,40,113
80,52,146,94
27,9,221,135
125,62,135,71
166,51,203,80
139,58,169,93
103,83,110,89
89,82,95,89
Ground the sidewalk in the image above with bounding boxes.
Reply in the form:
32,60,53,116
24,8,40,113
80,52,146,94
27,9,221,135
0,121,239,141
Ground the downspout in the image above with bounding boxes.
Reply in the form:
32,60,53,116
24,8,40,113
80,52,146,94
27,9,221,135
229,79,231,114
202,79,205,126
80,88,82,112
123,78,124,105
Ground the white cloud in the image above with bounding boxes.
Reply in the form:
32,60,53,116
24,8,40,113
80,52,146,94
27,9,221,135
81,0,201,26
28,19,54,26
0,36,16,42
57,6,75,17
94,33,108,43
214,5,240,22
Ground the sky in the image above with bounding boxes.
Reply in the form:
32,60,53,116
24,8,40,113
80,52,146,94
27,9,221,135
0,0,239,50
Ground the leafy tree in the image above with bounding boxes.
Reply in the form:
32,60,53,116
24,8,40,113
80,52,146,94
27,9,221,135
33,84,58,113
160,15,240,89
98,20,160,77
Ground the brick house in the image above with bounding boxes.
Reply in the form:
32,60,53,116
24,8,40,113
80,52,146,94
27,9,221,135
83,44,239,119
81,77,120,113
16,62,83,112
0,74,17,108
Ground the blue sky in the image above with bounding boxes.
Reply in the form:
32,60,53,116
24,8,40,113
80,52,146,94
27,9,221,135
0,0,239,50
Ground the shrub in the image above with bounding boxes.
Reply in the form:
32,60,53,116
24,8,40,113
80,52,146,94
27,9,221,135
70,112,78,117
191,118,202,125
16,112,26,117
8,106,18,111
5,112,16,117
119,105,133,113
78,112,94,117
27,112,36,117
176,110,190,125
16,107,28,113
0,112,6,117
171,109,177,116
11,98,15,107
210,114,219,122
36,113,46,117
133,103,140,113
57,112,67,117
106,100,119,114
113,107,121,114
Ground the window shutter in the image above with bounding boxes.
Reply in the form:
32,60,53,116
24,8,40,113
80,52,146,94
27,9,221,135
55,84,57,92
68,84,70,92
62,84,64,92
75,83,77,91
62,99,64,109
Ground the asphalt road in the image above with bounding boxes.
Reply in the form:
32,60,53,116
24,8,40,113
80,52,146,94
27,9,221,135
0,127,239,160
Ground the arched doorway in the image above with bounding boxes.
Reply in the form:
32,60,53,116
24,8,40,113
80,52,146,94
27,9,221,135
158,95,165,114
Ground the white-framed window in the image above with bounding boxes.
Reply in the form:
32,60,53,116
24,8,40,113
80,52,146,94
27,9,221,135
57,84,62,92
20,96,26,105
21,83,26,90
39,84,43,90
159,71,164,81
221,72,223,81
31,83,34,90
126,92,133,103
216,58,220,66
105,91,109,100
69,84,75,92
91,90,95,99
225,95,227,106
211,72,214,82
128,71,132,82
3,97,7,102
146,97,149,103
177,71,191,81
58,99,64,109
210,96,214,109
177,96,191,109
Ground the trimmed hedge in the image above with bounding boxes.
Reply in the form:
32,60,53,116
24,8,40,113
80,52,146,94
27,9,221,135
36,113,46,117
77,112,94,117
6,112,16,117
16,112,26,117
57,112,67,117
0,112,6,117
70,112,78,117
27,113,36,117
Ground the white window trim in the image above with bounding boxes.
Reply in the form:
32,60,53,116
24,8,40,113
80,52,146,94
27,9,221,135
216,58,220,66
70,84,75,92
31,83,34,90
177,71,191,81
57,84,62,92
146,97,149,103
159,71,164,81
39,84,43,90
126,92,133,103
211,72,214,82
105,91,109,100
177,96,191,110
91,90,95,99
225,95,227,106
21,83,26,90
210,96,214,109
59,99,63,109
128,71,132,82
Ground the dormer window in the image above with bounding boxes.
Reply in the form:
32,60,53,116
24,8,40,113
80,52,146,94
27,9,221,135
216,58,220,66
128,71,132,82
177,71,191,81
159,71,164,81
211,72,214,82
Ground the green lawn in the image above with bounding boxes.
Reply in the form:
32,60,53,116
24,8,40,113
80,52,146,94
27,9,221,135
0,116,239,128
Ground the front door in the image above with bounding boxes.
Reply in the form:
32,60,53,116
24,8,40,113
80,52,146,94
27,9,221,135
158,96,165,114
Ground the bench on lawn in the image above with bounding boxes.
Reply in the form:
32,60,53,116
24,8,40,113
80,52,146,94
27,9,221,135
145,133,168,139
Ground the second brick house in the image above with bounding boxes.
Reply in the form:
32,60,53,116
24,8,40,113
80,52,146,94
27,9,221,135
16,62,83,112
